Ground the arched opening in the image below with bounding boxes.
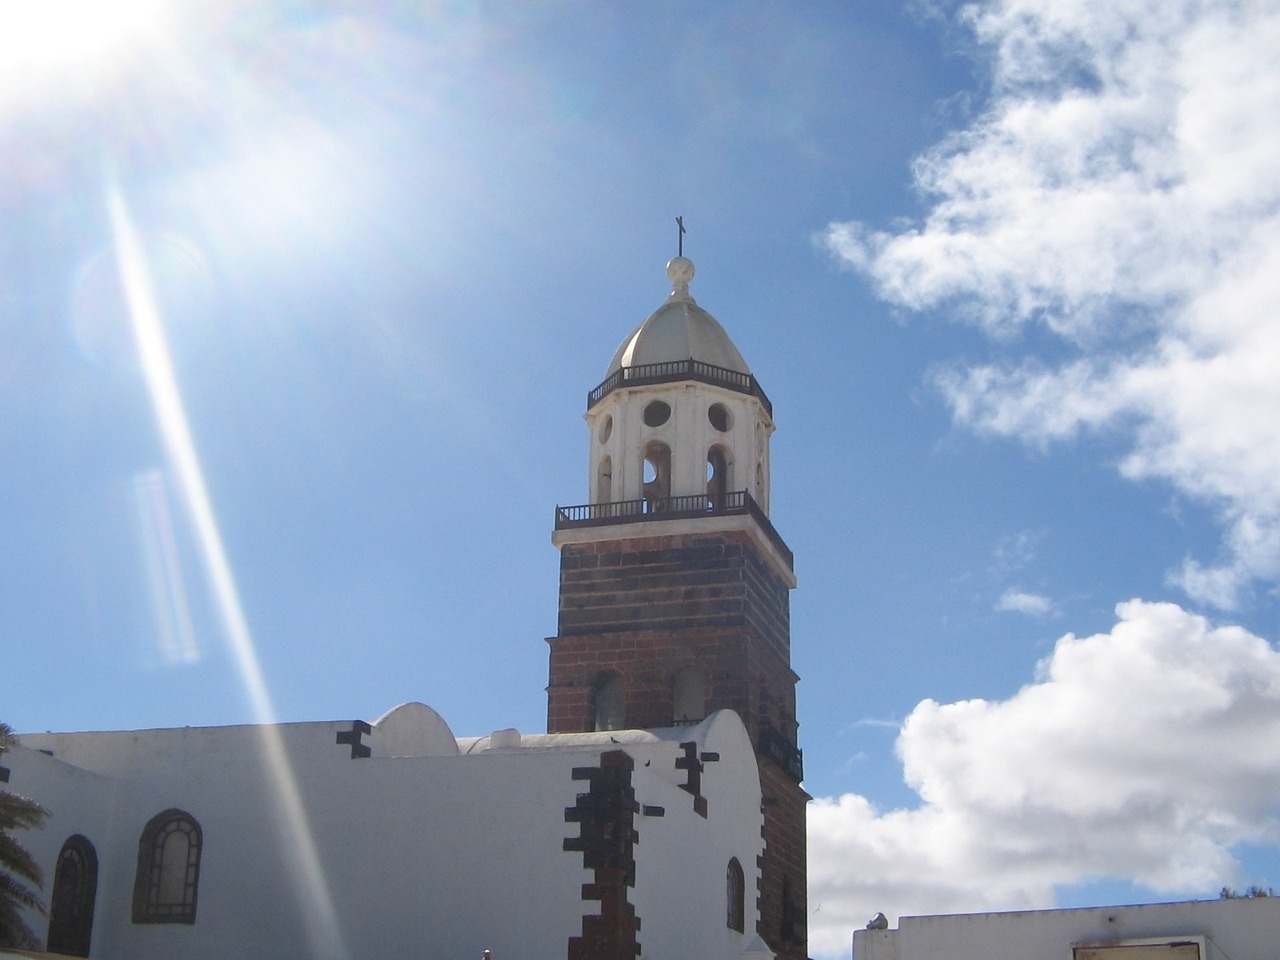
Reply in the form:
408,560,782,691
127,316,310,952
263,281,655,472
726,857,746,933
597,455,613,505
642,441,671,506
132,809,202,924
47,835,98,956
592,673,625,732
672,667,705,725
706,445,731,510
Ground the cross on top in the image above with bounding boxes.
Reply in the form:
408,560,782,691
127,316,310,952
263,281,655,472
676,216,685,257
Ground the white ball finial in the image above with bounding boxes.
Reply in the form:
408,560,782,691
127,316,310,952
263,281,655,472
667,256,694,284
667,256,694,299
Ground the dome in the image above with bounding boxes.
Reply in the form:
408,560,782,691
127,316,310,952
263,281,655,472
606,257,750,376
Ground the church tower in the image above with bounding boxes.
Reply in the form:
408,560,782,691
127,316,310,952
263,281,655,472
548,254,808,960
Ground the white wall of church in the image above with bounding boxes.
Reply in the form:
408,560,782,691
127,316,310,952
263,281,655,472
630,709,766,960
14,706,764,960
3,744,124,936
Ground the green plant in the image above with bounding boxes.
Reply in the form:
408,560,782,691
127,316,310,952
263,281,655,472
0,724,49,949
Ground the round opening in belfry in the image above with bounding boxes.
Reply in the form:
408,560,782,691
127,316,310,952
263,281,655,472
708,403,731,432
644,400,671,427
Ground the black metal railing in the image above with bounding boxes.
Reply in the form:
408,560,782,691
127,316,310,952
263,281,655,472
554,489,792,570
587,359,772,415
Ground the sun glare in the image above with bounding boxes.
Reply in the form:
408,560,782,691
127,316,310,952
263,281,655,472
110,185,351,960
0,0,163,77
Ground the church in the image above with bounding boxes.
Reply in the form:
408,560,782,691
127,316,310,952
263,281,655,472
4,254,809,960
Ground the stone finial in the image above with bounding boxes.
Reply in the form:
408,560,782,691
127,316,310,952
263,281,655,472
666,256,694,300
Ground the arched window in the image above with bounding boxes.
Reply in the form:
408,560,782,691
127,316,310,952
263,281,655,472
672,667,705,725
706,445,731,509
726,858,745,933
597,455,613,505
132,809,202,924
642,441,671,505
47,835,98,956
593,674,625,732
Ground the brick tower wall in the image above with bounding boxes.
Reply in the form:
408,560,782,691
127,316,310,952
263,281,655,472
547,526,808,960
759,762,809,959
548,530,795,739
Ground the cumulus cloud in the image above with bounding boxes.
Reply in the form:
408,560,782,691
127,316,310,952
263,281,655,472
807,600,1280,957
824,0,1280,609
995,587,1053,615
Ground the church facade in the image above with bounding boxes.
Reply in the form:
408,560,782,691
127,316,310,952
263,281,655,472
5,255,810,960
7,705,768,960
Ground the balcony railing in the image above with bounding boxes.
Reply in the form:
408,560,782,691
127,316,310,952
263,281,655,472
587,359,772,416
758,720,804,783
554,490,792,570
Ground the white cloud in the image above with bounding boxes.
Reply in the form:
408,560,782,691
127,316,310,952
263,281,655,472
991,530,1042,575
824,0,1280,609
807,600,1280,957
995,587,1053,615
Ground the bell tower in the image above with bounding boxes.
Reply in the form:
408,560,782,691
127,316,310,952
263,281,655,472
548,255,808,960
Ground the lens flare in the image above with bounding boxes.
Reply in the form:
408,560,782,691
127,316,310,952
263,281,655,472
0,0,163,77
132,469,199,665
109,185,350,960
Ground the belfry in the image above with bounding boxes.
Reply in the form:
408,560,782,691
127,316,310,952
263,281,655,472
548,253,809,960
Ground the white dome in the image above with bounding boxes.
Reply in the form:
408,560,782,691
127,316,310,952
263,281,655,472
605,257,751,376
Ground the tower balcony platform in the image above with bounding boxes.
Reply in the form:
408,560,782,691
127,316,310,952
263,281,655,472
553,490,793,574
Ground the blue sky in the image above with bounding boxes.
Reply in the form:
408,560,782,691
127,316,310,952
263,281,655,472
5,1,1280,955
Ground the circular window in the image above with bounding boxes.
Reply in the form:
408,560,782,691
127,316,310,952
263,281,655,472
598,415,613,444
643,400,671,427
708,403,731,432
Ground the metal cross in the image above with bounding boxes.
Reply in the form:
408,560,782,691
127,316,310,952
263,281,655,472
676,216,685,256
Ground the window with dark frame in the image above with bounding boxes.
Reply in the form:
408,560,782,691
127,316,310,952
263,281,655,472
727,857,746,932
47,834,98,956
132,808,202,924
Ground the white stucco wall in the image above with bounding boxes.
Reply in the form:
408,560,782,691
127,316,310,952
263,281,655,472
2,745,124,944
629,710,766,960
14,705,764,960
854,898,1280,960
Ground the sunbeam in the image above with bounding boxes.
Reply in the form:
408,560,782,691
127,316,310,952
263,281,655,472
108,185,350,960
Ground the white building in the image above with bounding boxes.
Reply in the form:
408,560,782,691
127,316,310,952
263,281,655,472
8,705,766,959
854,898,1280,960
